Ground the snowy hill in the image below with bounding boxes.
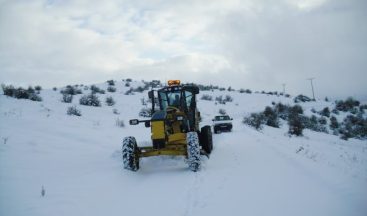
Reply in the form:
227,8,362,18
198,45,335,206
0,80,366,216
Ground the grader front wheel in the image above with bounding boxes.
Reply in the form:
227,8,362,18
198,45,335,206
122,136,140,171
187,132,201,172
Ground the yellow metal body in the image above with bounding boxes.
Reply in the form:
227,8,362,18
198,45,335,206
139,143,187,157
135,83,200,159
140,110,189,158
140,132,187,157
151,121,165,139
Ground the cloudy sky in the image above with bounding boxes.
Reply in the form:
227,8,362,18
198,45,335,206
0,0,366,98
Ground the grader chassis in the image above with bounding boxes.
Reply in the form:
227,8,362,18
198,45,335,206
122,80,213,172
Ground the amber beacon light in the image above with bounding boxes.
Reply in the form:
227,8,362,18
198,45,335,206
168,80,181,86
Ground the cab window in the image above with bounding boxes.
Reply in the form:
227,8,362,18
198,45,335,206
168,92,181,107
185,91,193,108
159,91,168,110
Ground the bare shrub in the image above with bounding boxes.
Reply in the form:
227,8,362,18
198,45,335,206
219,109,226,115
243,113,265,130
201,94,213,101
61,93,73,103
67,106,82,116
115,118,125,127
105,96,115,106
79,94,101,107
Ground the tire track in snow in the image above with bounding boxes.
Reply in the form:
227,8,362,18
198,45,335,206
183,173,200,216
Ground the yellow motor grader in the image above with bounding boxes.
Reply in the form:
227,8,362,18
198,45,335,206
122,80,213,172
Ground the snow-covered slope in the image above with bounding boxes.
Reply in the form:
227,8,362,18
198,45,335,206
0,81,366,216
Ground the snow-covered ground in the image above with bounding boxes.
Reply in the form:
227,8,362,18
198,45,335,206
0,81,366,216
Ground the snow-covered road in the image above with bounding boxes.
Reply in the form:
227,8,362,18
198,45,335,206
1,117,366,216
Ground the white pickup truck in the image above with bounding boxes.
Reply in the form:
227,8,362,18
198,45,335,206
212,115,233,134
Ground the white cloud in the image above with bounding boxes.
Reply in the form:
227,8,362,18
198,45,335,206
286,0,328,10
0,0,366,98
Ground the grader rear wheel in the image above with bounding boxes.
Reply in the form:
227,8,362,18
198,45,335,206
200,125,213,154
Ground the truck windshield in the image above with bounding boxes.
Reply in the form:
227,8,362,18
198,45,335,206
215,116,230,121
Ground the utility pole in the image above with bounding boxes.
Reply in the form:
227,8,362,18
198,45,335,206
307,78,316,101
282,83,286,95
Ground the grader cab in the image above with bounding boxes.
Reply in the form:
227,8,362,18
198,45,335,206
122,80,213,172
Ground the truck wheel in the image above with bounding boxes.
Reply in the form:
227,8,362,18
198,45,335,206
122,136,140,171
200,125,213,154
187,132,201,172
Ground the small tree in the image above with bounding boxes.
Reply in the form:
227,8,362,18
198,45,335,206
215,95,224,104
62,93,73,103
29,93,42,101
239,89,251,94
35,85,42,92
243,113,265,130
107,80,115,86
2,84,15,96
320,107,330,117
288,113,304,136
263,106,279,128
115,118,125,127
134,86,145,93
80,94,101,107
27,86,35,94
274,102,289,120
1,84,42,101
219,109,226,115
291,105,303,115
339,114,367,140
201,94,213,101
105,96,115,106
67,106,82,116
318,116,327,125
302,115,328,133
335,97,360,112
90,85,105,94
294,94,312,103
113,108,120,115
330,116,339,130
125,87,133,95
332,108,339,115
107,86,116,92
225,95,233,102
61,85,82,95
14,88,29,99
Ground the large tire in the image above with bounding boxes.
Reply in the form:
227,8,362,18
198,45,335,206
187,132,201,172
122,136,140,171
213,126,220,134
200,125,213,154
